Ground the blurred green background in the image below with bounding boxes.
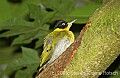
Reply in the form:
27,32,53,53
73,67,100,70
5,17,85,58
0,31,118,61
0,0,119,78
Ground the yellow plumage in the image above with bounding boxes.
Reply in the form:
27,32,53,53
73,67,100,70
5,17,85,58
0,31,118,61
39,19,76,71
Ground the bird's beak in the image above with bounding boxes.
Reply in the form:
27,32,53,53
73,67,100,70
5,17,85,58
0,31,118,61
67,19,77,29
68,19,77,24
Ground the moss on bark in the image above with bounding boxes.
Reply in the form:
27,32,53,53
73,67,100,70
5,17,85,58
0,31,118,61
62,0,120,78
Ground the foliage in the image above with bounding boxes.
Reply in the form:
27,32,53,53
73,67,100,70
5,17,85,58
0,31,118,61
1,0,119,78
6,47,39,78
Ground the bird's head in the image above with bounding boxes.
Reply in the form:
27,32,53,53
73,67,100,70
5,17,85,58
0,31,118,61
54,19,77,31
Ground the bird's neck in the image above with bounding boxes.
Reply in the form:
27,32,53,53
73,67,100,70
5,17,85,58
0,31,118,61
54,28,69,32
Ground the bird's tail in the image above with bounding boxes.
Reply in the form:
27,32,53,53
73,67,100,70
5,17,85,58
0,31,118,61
39,64,47,72
39,66,43,72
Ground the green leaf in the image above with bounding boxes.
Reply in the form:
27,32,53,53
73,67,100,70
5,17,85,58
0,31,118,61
15,64,38,78
0,18,34,36
35,38,44,49
63,3,101,23
71,3,101,17
28,4,56,26
11,30,48,46
0,26,35,37
21,47,39,61
0,46,21,64
44,0,102,24
0,4,55,47
0,17,31,29
0,0,41,22
41,0,75,15
6,47,39,75
0,0,102,49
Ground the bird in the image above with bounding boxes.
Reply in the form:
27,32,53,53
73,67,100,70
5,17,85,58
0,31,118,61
39,19,76,71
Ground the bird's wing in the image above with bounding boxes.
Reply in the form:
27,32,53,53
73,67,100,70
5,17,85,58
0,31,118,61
39,31,66,67
40,32,55,67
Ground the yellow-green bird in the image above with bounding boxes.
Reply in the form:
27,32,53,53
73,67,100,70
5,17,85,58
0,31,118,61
39,19,76,71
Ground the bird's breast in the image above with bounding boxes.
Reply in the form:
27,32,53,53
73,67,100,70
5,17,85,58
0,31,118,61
47,37,73,64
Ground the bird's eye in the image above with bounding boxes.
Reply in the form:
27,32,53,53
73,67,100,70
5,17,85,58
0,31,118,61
62,23,65,26
54,21,68,29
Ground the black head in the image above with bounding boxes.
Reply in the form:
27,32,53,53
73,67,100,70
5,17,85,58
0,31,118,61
54,21,68,29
